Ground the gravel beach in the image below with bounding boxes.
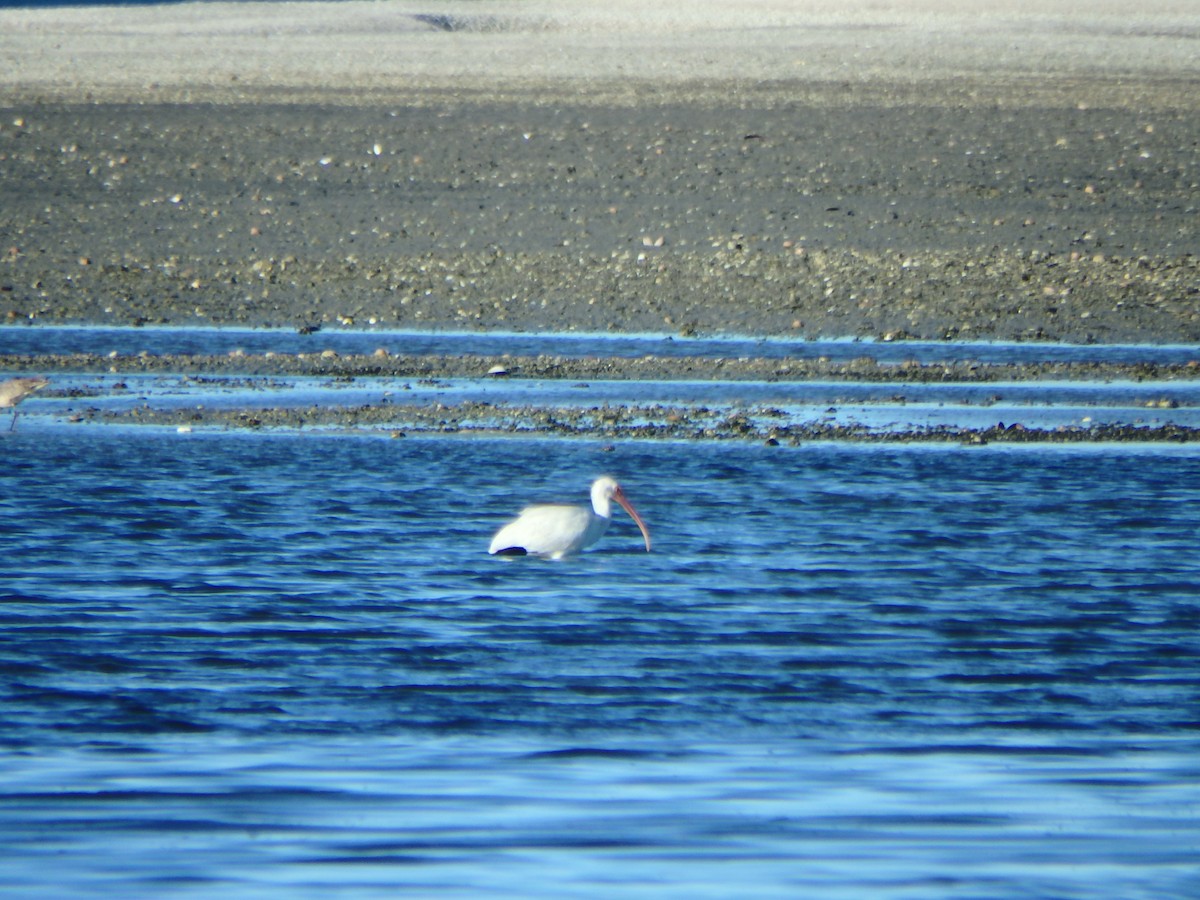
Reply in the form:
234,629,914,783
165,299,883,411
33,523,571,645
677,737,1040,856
2,1,1198,346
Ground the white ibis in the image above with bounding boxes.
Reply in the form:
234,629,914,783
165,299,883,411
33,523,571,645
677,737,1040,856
0,376,49,431
489,476,652,559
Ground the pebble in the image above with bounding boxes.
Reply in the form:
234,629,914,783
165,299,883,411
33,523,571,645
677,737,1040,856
1,101,1196,345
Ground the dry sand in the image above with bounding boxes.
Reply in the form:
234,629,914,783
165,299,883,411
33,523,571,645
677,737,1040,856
1,1,1199,342
3,1,1200,102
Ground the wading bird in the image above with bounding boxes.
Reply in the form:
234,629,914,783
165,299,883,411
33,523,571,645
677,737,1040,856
0,376,49,431
489,476,652,559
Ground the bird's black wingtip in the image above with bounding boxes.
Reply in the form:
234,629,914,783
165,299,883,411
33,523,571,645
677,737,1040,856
492,546,528,556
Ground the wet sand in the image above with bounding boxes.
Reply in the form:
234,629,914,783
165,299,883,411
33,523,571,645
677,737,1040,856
4,348,1198,384
3,93,1199,344
74,399,1200,447
10,347,1200,444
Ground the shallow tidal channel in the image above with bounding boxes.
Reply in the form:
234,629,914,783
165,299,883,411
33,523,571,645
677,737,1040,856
5,326,1200,443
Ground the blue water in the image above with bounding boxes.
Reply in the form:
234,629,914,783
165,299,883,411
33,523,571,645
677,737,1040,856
7,326,1200,437
5,324,1200,366
2,429,1198,898
17,370,1200,436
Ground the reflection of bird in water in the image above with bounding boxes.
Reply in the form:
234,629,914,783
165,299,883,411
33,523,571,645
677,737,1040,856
489,476,652,559
0,376,49,431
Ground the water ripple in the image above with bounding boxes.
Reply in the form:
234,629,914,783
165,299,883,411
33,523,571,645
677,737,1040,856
2,431,1199,896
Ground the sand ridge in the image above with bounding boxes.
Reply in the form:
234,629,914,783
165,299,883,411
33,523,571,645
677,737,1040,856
2,1,1199,105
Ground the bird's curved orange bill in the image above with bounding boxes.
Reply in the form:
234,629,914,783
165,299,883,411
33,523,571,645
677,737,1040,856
613,487,652,552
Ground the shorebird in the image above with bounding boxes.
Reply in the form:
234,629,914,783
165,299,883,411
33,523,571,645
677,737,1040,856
0,376,49,431
489,476,652,559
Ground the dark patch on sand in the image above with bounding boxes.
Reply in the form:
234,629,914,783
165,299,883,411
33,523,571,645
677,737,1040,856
2,93,1198,344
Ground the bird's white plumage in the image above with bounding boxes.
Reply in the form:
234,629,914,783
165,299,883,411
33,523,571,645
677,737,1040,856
488,476,651,559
